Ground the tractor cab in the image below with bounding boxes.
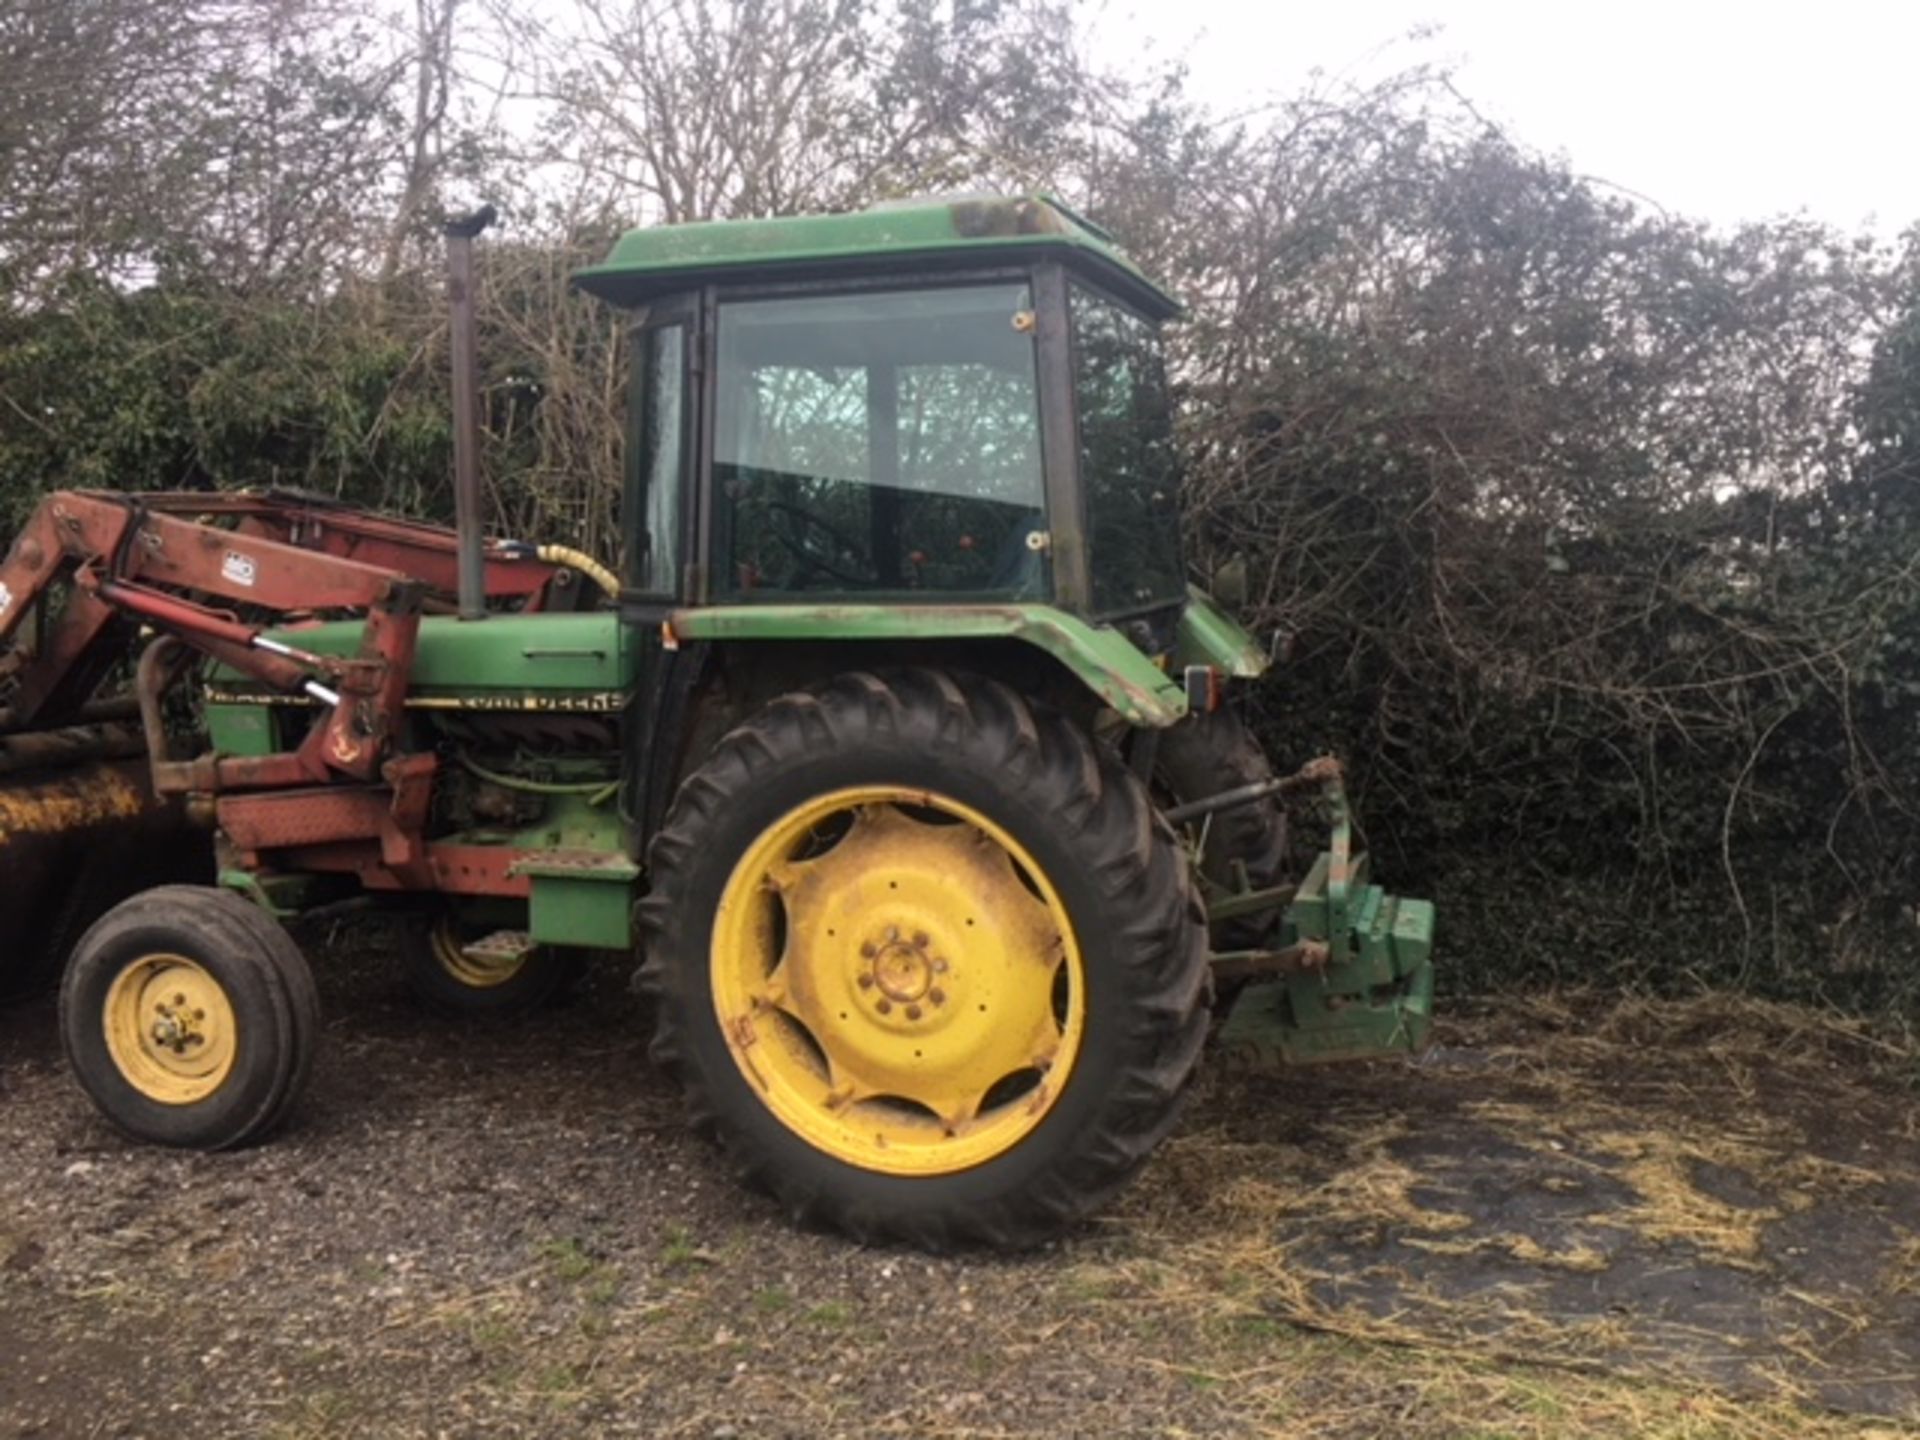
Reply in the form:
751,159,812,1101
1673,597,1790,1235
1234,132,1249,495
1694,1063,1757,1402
574,195,1190,625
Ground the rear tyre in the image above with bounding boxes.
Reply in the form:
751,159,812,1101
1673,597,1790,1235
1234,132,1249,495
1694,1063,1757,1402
400,911,571,1016
1154,706,1290,950
640,669,1211,1250
60,886,319,1150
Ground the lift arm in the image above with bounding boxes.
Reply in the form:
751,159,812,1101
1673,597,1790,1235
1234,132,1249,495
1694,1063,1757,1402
0,490,557,782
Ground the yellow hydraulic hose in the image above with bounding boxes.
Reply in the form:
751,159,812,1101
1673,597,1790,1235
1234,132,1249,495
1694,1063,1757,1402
534,544,621,600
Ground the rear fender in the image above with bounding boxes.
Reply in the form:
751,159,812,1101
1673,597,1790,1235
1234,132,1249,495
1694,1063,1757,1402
665,602,1190,728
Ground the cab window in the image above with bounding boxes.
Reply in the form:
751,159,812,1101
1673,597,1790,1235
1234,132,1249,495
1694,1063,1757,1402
712,285,1048,598
1070,285,1185,615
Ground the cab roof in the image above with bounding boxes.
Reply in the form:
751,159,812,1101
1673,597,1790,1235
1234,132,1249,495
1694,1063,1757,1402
571,194,1181,319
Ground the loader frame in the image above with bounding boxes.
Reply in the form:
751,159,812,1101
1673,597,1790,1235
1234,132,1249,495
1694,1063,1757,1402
0,489,572,902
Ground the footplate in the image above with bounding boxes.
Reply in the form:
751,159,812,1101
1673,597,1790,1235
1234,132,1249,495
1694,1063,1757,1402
1209,760,1436,1065
464,929,538,964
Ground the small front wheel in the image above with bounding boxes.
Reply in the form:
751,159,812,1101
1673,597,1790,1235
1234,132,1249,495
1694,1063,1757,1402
60,886,320,1150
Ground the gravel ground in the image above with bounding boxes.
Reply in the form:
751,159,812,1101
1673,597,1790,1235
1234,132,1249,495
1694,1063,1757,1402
3,916,1917,1440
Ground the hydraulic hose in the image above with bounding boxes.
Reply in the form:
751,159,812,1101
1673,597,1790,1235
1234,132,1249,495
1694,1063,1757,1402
534,544,621,600
453,748,619,806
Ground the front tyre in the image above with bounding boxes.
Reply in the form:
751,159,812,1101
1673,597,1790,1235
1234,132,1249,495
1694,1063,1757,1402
60,886,319,1150
640,670,1210,1249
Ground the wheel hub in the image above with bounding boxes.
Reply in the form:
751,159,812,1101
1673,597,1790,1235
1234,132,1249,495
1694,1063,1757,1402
149,994,208,1054
102,954,238,1105
864,928,940,1006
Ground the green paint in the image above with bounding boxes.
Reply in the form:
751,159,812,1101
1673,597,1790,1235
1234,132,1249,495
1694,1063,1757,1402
218,868,338,918
574,195,1181,317
215,613,636,697
1213,767,1436,1066
1217,866,1435,1065
205,700,276,757
526,869,635,949
1174,589,1270,678
669,601,1190,726
433,791,638,949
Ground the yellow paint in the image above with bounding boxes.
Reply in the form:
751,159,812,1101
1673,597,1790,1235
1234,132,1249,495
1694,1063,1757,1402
711,786,1085,1177
102,953,239,1105
0,766,147,844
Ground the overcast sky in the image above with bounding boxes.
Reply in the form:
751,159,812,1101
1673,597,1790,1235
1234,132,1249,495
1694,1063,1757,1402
1109,0,1918,236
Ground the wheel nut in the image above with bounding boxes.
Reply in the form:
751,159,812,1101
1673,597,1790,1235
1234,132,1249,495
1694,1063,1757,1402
912,931,929,948
905,1004,922,1021
876,999,893,1015
857,974,874,990
928,988,945,1006
932,958,948,973
860,942,877,959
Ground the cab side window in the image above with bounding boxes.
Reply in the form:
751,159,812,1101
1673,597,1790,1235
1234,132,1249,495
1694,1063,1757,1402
712,285,1048,598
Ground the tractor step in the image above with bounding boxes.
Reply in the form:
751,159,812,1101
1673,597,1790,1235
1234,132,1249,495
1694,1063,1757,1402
504,847,638,951
461,929,538,964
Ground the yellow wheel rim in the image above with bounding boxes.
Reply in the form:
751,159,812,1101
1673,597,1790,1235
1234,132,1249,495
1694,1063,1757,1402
711,786,1086,1177
102,954,239,1105
431,919,526,988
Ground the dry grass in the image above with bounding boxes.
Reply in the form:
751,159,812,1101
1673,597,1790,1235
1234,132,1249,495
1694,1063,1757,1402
1583,1130,1777,1264
1059,987,1920,1437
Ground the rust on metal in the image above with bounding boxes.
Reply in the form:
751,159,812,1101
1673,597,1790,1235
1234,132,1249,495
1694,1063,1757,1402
0,722,144,775
0,757,210,1000
1209,938,1332,984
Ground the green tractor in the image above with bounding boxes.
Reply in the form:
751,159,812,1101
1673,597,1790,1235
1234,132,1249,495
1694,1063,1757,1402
0,195,1433,1248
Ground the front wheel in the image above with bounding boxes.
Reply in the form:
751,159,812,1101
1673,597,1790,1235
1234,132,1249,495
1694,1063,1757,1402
640,670,1210,1249
60,886,320,1149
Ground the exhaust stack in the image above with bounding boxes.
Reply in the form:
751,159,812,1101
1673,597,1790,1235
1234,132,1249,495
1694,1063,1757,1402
443,205,497,622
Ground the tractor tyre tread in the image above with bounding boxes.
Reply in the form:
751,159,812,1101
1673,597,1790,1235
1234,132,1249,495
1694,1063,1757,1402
1155,706,1290,950
638,668,1210,1250
212,893,322,1143
59,885,318,1150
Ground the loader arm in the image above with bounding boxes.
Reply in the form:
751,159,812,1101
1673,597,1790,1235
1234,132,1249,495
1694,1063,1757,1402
0,488,626,944
0,491,426,784
0,490,559,752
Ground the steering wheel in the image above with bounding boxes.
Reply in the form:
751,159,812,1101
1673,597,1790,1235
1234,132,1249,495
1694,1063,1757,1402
764,499,879,587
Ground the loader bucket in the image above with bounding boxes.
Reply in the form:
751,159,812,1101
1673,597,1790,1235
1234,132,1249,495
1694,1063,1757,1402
0,756,210,1002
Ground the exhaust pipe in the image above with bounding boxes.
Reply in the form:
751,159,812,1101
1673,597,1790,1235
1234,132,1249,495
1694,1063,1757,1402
443,205,497,623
